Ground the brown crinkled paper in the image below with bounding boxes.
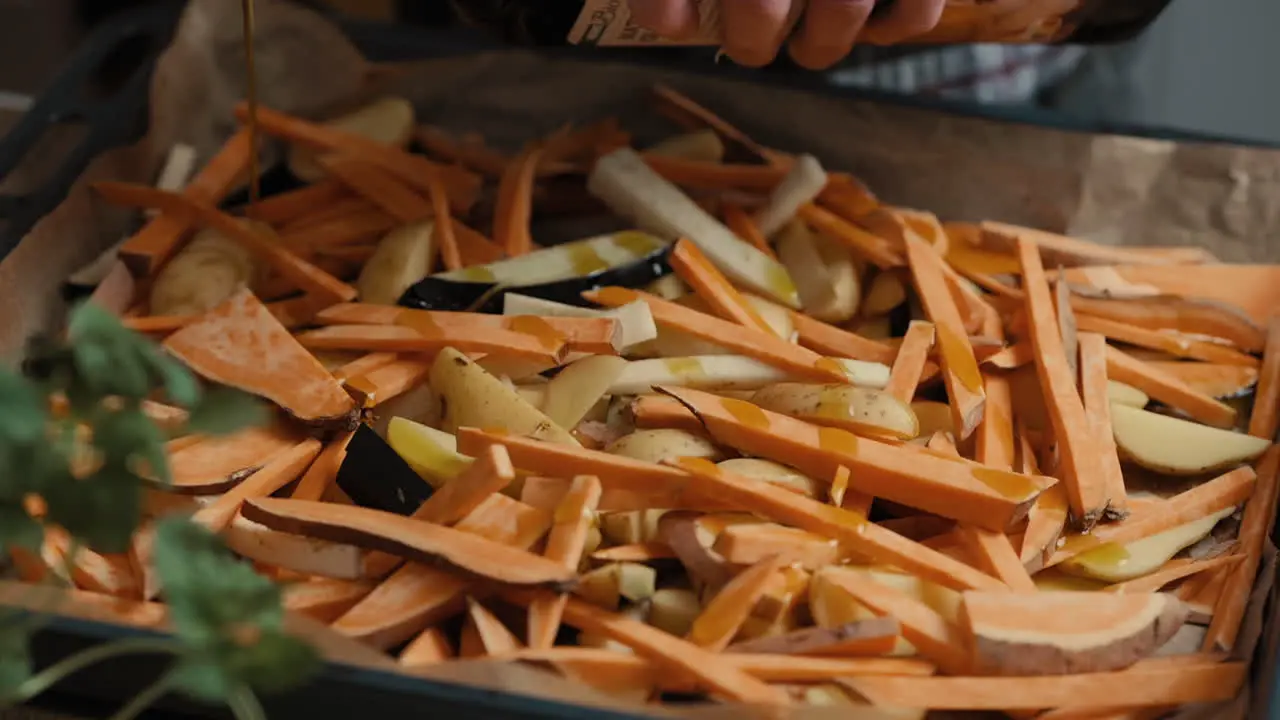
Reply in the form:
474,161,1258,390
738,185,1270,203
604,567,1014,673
0,0,1277,717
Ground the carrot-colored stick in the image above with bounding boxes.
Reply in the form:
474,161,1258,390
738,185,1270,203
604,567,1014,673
493,147,543,257
1105,345,1237,430
93,182,357,305
1078,334,1130,516
905,233,986,440
242,179,348,225
722,201,776,259
688,555,789,651
585,287,848,384
423,167,461,271
294,324,563,365
669,238,777,335
342,359,432,408
1105,554,1242,594
319,156,434,224
1249,316,1280,439
191,439,322,532
452,218,505,267
291,431,354,502
1074,314,1258,368
280,210,398,252
798,203,904,268
885,321,935,403
641,155,787,191
399,626,454,667
527,475,603,649
1017,238,1110,529
119,128,254,275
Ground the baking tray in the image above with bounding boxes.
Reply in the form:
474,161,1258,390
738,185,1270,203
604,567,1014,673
0,3,1277,718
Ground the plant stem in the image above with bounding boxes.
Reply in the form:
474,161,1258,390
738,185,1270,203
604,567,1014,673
108,668,175,720
6,636,180,705
228,685,267,720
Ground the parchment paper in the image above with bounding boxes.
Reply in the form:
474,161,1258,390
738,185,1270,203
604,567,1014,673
1,0,1277,717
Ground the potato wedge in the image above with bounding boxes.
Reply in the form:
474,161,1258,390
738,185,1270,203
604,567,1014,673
1107,381,1149,409
715,458,823,498
647,130,726,162
357,221,435,306
751,384,919,440
863,270,908,317
151,225,259,316
1059,506,1235,583
611,355,889,395
606,429,724,465
1110,403,1269,475
385,417,470,489
648,587,701,637
775,219,860,323
430,348,578,446
289,97,415,182
542,355,628,430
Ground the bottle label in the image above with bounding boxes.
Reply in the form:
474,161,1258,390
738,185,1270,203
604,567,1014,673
567,0,807,47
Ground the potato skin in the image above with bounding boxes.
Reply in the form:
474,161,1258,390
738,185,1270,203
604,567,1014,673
606,429,724,465
752,384,919,439
430,348,578,446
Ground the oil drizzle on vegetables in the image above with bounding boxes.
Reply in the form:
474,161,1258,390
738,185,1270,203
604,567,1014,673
612,231,662,258
396,310,443,337
720,397,769,429
766,263,800,307
663,357,704,378
1068,541,1131,570
814,357,849,381
591,287,639,307
817,426,859,457
509,316,566,352
568,242,609,277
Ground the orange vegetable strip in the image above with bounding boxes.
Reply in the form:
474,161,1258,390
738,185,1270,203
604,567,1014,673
279,197,379,234
688,555,789,651
904,233,986,440
464,598,524,656
294,325,562,365
290,431,354,502
315,304,619,356
836,465,874,517
712,524,839,570
669,238,776,335
1077,333,1130,517
493,147,543,257
1046,465,1257,568
669,456,1006,592
885,321,935,402
722,201,776,259
503,589,790,706
629,394,711,435
399,626,454,667
1250,316,1280,439
788,311,905,368
332,494,549,649
976,372,1017,474
981,221,1180,268
242,179,348,224
422,167,461,271
119,128,254,275
343,359,432,408
982,341,1034,370
798,203,904,268
926,431,959,456
415,445,517,526
414,125,509,176
842,662,1245,711
1105,345,1237,430
528,475,603,649
1204,446,1280,652
651,84,783,164
319,156,434,224
452,219,505,267
660,386,1054,533
1074,314,1258,367
1067,293,1265,354
820,567,971,674
1105,554,1242,594
235,103,479,213
1018,238,1110,528
280,210,398,250
283,577,373,623
584,287,848,383
331,352,398,383
641,155,787,191
1144,362,1258,400
816,173,880,221
507,647,933,686
591,542,677,563
93,182,357,305
956,527,1036,592
121,314,195,334
191,439,322,532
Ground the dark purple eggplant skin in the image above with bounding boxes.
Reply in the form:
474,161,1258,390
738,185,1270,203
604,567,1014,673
336,424,433,516
398,242,672,313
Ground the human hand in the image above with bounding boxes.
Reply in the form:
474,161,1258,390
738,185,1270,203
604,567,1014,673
627,0,946,69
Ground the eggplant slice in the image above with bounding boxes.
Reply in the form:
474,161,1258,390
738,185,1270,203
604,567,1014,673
336,424,435,516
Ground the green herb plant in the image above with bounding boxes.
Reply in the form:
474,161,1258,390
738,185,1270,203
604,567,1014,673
0,302,319,719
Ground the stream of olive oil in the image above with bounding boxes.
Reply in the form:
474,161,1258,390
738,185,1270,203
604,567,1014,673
241,0,260,208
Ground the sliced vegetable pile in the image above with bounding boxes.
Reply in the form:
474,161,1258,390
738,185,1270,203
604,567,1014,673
47,84,1280,713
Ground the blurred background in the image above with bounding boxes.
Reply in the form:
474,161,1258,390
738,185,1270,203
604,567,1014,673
0,0,1275,146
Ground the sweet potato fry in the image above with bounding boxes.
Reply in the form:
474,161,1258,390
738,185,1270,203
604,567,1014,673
722,201,775,258
670,238,776,335
295,324,562,365
235,103,479,214
166,424,303,495
463,598,524,656
957,527,1036,592
493,147,543,257
94,182,357,306
503,589,791,706
414,445,517,526
726,616,900,658
982,222,1179,268
163,290,359,430
1017,238,1110,528
1078,334,1130,516
799,203,904,269
242,179,348,225
641,155,786,192
414,125,509,176
1203,447,1279,653
342,359,432,408
586,287,848,383
658,386,1054,533
399,626,454,667
1068,294,1265,353
280,210,398,251
528,475,603,649
240,497,572,589
319,156,434,224
885,321,935,403
1074,314,1258,367
688,554,789,651
283,576,374,623
1249,316,1280,439
191,438,322,531
1143,362,1258,400
118,128,253,275
818,566,971,674
289,431,353,502
1105,554,1242,594
713,523,840,571
842,661,1245,710
904,234,986,439
332,494,550,649
1059,264,1280,329
1103,345,1238,429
